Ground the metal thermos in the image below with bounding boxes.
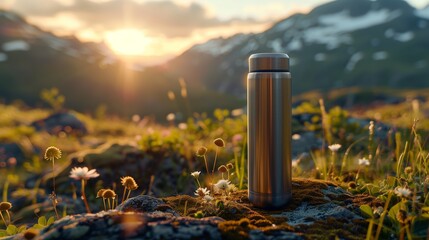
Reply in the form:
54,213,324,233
247,53,292,208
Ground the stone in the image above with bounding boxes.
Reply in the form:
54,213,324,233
9,179,379,240
31,111,87,135
116,195,179,216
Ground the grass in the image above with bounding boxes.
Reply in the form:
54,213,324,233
0,95,429,238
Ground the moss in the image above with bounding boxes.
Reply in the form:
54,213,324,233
163,178,379,239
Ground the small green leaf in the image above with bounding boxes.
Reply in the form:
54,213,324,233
359,205,373,218
17,225,27,233
38,216,46,226
33,224,44,230
388,202,401,222
47,216,55,226
6,225,17,235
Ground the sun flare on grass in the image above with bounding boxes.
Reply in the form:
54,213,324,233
105,29,152,56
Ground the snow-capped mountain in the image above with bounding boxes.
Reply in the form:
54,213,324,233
165,0,429,97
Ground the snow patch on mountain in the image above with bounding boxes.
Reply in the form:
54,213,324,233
0,52,7,62
373,51,388,60
346,52,364,71
302,9,401,49
2,40,30,51
191,34,249,56
415,6,429,19
287,38,302,51
394,31,414,42
268,39,283,52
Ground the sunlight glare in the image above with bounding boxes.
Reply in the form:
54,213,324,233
105,29,152,56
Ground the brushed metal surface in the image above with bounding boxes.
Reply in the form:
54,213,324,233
247,72,292,208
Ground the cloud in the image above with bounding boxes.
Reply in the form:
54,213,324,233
6,0,262,37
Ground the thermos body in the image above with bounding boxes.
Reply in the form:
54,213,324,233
247,53,292,208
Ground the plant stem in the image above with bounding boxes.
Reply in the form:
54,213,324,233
375,190,393,240
212,147,219,174
107,198,111,210
126,190,131,201
102,198,106,211
203,155,209,175
5,210,10,226
122,187,127,203
0,211,7,227
2,180,9,202
81,179,91,213
52,159,56,193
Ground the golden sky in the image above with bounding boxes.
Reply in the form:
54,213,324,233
1,0,428,64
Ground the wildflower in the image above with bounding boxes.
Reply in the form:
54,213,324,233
373,206,384,218
214,138,225,148
102,189,117,210
44,146,62,160
191,171,202,187
96,189,106,198
0,202,12,211
69,167,100,180
404,166,413,175
394,187,411,198
218,165,227,173
121,176,138,203
218,165,228,179
358,158,370,166
69,167,99,214
292,134,301,140
226,163,234,169
7,157,17,167
215,179,231,191
348,182,357,189
121,176,138,190
166,113,175,121
44,146,62,219
191,171,201,179
167,91,175,101
203,195,214,203
196,147,207,157
195,187,210,198
196,147,209,175
232,134,243,145
328,144,341,152
178,123,187,130
0,201,12,226
228,184,238,193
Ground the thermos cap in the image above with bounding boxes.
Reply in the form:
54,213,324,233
249,53,289,72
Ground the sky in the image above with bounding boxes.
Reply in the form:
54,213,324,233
1,0,428,63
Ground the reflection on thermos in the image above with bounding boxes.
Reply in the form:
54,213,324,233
247,53,292,208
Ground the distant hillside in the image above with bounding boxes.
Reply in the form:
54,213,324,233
164,0,429,98
0,10,242,118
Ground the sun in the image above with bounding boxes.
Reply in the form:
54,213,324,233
105,29,152,56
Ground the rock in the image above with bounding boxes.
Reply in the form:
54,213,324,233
0,142,26,167
55,143,193,206
34,211,224,240
31,111,87,135
291,132,323,158
116,195,179,216
9,179,379,240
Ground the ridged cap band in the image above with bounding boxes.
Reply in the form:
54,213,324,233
249,53,289,72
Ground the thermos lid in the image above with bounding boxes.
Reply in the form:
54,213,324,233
249,53,289,72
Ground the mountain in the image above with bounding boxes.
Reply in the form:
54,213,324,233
0,10,243,118
164,0,429,98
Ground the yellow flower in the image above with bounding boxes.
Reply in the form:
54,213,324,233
102,189,116,199
0,202,12,211
213,138,225,147
196,147,207,157
121,176,138,190
44,146,62,160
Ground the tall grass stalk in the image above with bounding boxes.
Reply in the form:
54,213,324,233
374,190,393,240
340,137,365,176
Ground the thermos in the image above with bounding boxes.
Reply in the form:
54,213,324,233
247,53,292,208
